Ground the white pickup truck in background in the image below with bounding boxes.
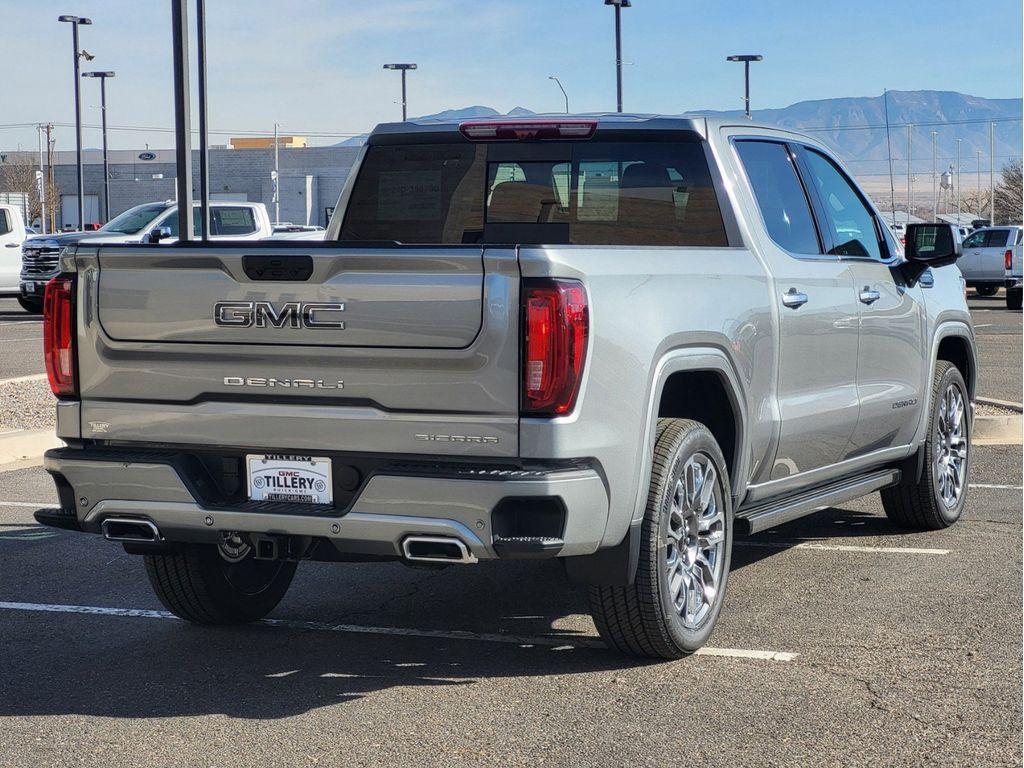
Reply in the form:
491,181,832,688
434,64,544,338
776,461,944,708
0,202,28,299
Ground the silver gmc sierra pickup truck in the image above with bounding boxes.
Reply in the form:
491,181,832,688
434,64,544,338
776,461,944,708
35,115,976,659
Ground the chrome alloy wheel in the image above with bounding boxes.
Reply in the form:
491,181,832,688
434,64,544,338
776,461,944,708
665,453,726,629
935,383,967,508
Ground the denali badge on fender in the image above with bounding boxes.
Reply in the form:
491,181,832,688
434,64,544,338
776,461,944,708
214,301,345,329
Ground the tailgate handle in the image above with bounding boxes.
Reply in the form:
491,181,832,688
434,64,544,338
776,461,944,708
243,255,314,281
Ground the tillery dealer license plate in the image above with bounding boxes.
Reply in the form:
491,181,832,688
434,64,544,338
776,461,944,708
246,454,333,504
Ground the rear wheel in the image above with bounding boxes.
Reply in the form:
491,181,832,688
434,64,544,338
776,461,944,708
588,418,732,659
145,543,297,624
1007,287,1022,310
17,296,42,314
881,360,970,530
974,285,999,297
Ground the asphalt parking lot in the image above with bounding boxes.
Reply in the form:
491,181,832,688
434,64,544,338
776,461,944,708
0,293,1021,767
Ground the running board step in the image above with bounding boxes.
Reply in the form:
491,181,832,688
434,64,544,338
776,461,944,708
492,535,564,559
735,469,901,535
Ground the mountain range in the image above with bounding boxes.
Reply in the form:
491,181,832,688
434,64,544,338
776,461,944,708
335,90,1022,175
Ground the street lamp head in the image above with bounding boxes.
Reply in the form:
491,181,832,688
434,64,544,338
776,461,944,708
79,49,95,61
727,54,763,62
604,0,631,6
83,71,115,78
58,15,91,24
383,63,417,71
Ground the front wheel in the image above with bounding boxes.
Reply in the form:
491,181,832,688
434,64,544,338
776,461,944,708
588,418,732,659
881,360,970,529
145,543,297,624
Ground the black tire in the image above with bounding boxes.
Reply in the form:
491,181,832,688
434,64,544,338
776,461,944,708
17,296,42,314
974,285,999,297
144,543,297,624
1007,287,1022,311
881,361,970,530
588,418,732,659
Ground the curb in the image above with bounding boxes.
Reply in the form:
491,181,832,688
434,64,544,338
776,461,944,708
0,429,63,467
974,414,1023,446
976,396,1024,414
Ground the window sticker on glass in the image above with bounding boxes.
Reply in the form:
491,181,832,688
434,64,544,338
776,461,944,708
377,170,443,221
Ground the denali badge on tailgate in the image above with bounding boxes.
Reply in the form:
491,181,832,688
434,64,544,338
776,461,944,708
214,301,345,329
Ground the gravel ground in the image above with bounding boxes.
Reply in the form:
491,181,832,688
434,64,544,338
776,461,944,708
0,378,56,432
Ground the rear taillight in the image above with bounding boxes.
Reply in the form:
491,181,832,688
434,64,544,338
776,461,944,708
43,275,76,398
1006,250,1013,270
521,279,588,416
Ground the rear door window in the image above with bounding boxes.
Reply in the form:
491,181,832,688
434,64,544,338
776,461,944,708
985,229,1010,248
734,140,820,255
211,207,257,235
0,210,10,236
341,140,728,246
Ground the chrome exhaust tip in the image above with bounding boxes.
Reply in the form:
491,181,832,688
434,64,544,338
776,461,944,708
101,517,162,543
401,535,478,564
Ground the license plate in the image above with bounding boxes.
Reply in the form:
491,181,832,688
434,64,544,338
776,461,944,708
23,282,35,292
246,454,332,504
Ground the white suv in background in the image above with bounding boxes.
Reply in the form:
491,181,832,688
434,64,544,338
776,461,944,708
960,225,1024,297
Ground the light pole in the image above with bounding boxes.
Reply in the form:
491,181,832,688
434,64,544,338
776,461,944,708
726,54,764,119
906,124,913,217
604,0,630,112
549,75,569,113
383,63,417,121
82,71,114,223
955,138,962,222
989,122,995,226
931,130,938,221
58,14,92,230
977,149,982,220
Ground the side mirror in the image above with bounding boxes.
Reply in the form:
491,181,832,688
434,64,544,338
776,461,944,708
147,225,173,244
902,223,962,283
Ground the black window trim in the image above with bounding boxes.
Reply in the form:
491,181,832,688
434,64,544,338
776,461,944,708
791,142,897,265
731,137,829,261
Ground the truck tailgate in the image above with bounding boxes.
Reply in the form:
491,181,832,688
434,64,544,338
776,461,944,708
75,244,521,457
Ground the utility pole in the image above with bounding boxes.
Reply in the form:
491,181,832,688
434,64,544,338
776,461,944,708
273,122,280,224
45,124,55,233
604,0,630,112
989,122,995,226
955,138,962,223
931,130,938,221
36,124,47,234
977,149,982,218
82,71,114,223
58,15,92,230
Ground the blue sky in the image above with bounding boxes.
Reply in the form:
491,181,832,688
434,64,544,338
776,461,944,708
1,0,1021,150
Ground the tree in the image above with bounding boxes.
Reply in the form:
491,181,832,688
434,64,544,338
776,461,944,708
960,188,992,219
995,159,1023,225
0,154,60,228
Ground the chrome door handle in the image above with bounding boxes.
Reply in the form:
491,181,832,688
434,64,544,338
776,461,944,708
859,288,881,305
781,289,808,308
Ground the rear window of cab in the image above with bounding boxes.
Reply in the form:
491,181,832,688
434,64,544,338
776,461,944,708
340,140,728,247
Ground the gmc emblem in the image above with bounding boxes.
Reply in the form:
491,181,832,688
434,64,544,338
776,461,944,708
214,301,345,329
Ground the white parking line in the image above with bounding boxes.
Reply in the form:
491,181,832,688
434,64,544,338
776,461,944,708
5,337,42,343
0,600,798,662
970,483,1023,490
736,541,949,555
0,501,54,508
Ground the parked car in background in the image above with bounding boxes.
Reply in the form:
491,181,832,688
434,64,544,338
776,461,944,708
0,203,28,300
18,200,272,312
1006,234,1022,310
959,225,1023,296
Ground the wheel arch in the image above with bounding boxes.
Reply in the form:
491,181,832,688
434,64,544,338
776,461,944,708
913,322,978,448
